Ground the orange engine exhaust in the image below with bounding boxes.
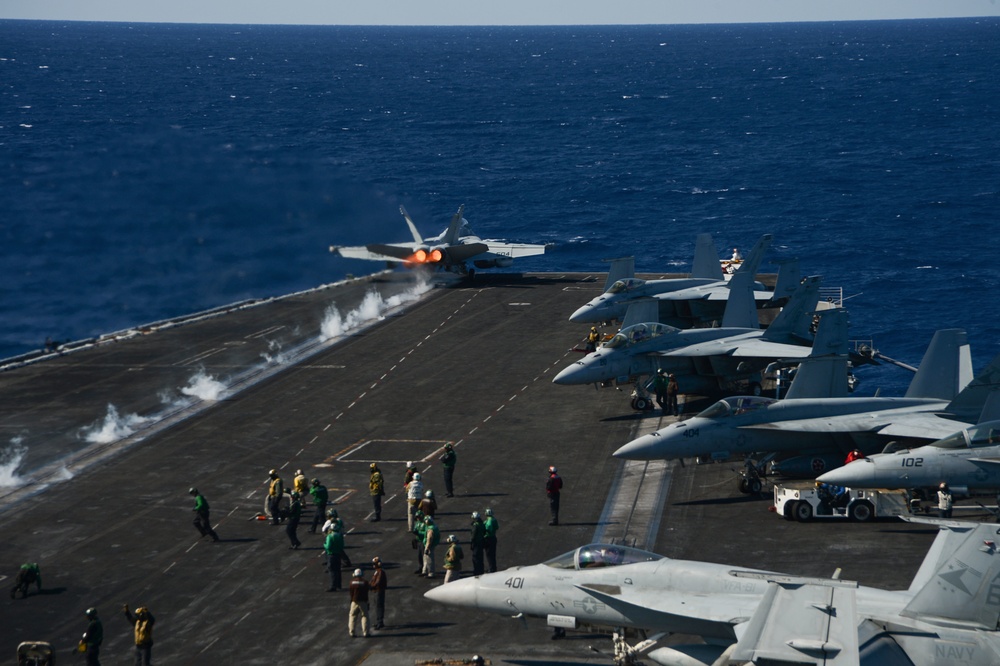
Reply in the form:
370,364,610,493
404,248,444,267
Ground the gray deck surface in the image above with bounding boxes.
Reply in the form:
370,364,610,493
0,272,947,665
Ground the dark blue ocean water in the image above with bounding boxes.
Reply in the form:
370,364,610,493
2,18,999,396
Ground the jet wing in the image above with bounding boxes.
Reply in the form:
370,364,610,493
731,575,860,666
740,410,964,439
874,413,973,441
481,240,547,259
575,584,750,640
445,242,490,262
658,337,811,359
331,243,413,263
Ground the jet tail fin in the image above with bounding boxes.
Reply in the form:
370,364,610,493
719,264,761,329
904,329,971,400
602,257,635,292
621,299,661,329
771,258,801,301
978,391,1000,424
442,205,466,245
690,233,724,281
945,351,1000,421
783,309,850,400
399,205,424,245
901,520,1000,630
734,234,773,282
760,276,822,343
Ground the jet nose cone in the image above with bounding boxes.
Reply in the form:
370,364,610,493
424,576,478,609
553,362,588,385
816,459,875,487
568,305,595,324
613,432,662,460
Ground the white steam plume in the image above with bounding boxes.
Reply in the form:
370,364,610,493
81,404,152,444
0,437,28,487
320,277,432,342
180,369,228,402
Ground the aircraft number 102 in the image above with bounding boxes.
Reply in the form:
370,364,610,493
901,458,923,467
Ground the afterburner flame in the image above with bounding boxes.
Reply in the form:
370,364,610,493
405,247,444,267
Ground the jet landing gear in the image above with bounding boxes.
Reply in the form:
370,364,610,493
599,629,733,666
629,384,656,412
736,456,772,495
589,628,663,666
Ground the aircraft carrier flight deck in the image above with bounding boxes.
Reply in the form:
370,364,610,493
0,271,946,665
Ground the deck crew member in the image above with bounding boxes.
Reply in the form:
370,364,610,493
190,488,220,542
370,556,388,630
546,466,563,526
483,508,499,573
348,569,370,638
439,443,457,497
308,478,328,533
122,604,155,666
369,463,385,521
267,469,284,524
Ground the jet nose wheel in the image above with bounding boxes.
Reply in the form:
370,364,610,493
632,396,654,412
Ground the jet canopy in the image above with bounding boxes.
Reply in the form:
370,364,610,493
543,543,663,570
931,421,1000,450
607,278,647,295
604,322,678,349
697,396,777,419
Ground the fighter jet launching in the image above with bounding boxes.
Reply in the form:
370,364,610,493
426,521,1000,666
329,205,547,277
553,271,824,398
569,234,799,327
613,328,1000,478
817,393,1000,492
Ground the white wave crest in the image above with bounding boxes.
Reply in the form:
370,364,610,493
82,404,151,444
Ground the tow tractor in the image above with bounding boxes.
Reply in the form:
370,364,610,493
773,481,910,522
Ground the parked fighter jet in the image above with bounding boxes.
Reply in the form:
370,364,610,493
569,234,794,326
329,205,546,277
553,271,823,398
426,520,1000,666
817,394,1000,492
612,329,1000,478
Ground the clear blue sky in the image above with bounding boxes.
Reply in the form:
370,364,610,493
3,0,1000,25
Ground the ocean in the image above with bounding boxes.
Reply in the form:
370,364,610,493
2,17,999,398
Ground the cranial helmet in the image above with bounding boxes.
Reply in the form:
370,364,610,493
372,556,381,565
295,469,302,475
413,472,421,481
447,534,457,543
312,478,320,486
85,608,98,618
407,461,415,469
189,487,198,495
471,511,480,520
353,568,363,578
424,516,433,524
485,508,493,516
327,508,337,518
425,490,434,498
549,466,557,474
370,462,378,470
269,469,277,476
